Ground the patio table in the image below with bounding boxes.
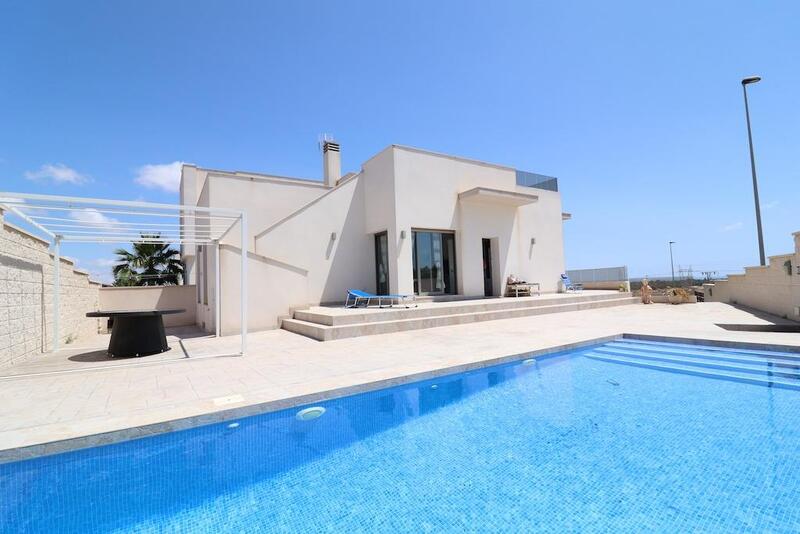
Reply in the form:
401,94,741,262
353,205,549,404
86,309,185,357
506,282,541,297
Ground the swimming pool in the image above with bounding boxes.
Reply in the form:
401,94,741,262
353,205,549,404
3,337,800,532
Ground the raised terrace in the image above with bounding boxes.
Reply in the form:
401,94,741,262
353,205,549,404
281,290,638,340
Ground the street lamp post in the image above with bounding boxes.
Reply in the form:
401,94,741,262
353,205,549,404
669,241,676,283
741,75,766,266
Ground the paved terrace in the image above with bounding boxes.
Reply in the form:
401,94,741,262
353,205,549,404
2,302,800,461
310,289,623,317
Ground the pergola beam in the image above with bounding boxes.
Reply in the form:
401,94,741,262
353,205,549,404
6,204,240,220
0,203,56,238
55,229,221,236
0,191,242,215
30,218,233,229
55,229,222,237
57,236,223,245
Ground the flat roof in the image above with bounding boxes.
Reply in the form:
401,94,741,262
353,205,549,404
390,144,516,172
187,144,557,190
186,164,326,189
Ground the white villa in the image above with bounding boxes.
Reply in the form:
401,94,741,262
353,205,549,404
180,142,572,334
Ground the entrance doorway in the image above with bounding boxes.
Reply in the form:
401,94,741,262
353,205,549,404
482,238,493,297
374,232,389,295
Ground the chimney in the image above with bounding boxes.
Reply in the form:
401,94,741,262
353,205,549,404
322,139,341,187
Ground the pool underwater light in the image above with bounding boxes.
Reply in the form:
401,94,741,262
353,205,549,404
296,406,326,421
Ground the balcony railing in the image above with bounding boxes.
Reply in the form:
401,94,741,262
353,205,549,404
566,266,629,283
515,170,558,192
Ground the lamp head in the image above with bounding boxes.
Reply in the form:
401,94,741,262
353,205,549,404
741,76,762,85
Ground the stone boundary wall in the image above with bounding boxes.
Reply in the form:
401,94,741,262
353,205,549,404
99,285,197,328
0,209,102,367
705,231,800,322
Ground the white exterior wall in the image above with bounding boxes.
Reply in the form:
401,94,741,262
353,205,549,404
362,148,398,293
389,147,565,296
390,147,518,296
457,201,520,296
205,172,328,238
217,233,309,334
211,174,374,334
182,145,570,333
516,188,566,293
198,171,331,334
254,174,372,308
194,178,212,330
179,165,204,285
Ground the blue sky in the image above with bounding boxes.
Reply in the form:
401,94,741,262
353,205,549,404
1,1,798,282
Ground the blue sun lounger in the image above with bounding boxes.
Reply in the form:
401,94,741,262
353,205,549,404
345,289,417,308
560,273,584,292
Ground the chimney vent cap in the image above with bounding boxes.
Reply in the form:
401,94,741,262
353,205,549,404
322,140,340,152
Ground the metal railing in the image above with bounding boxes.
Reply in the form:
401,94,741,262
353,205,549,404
515,170,558,192
567,266,629,283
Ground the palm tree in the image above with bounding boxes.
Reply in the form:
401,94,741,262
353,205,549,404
112,234,184,286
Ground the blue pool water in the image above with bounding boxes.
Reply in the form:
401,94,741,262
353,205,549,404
3,338,800,532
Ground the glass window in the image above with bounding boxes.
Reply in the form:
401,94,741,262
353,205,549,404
412,231,457,295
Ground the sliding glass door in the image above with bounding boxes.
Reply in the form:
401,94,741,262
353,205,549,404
412,231,457,295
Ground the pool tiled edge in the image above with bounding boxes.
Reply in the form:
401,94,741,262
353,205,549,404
5,332,799,465
0,335,621,464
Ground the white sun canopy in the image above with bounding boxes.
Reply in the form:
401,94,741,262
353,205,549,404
0,191,248,355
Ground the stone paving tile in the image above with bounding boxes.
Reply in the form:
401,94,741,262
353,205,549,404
0,302,799,458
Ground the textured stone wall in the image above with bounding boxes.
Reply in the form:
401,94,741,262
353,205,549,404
0,210,101,367
705,230,800,321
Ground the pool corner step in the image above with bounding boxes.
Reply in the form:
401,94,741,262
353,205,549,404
593,346,800,380
585,351,800,391
614,337,800,360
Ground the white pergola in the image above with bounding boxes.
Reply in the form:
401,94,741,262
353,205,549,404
0,192,248,355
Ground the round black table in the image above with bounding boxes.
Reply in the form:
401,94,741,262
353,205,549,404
86,309,185,357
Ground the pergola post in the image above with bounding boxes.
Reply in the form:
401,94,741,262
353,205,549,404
52,236,61,352
240,213,248,355
214,240,221,338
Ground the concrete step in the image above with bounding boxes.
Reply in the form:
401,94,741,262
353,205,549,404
294,292,633,327
281,296,639,341
584,351,800,391
592,346,800,380
613,338,800,361
607,339,800,365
